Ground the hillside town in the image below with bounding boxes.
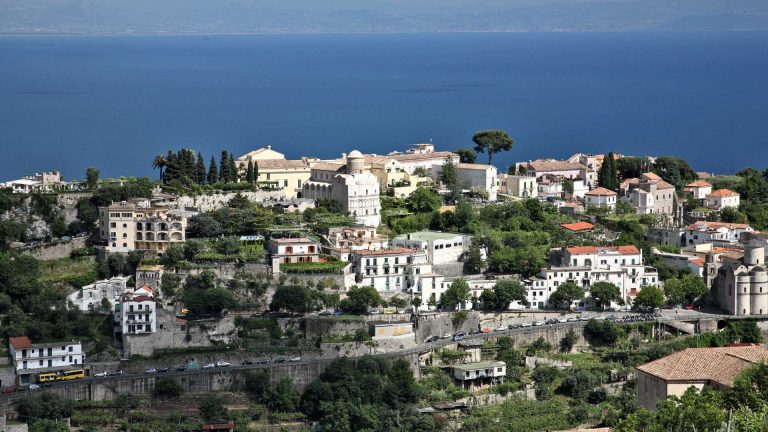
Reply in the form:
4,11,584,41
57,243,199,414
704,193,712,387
2,135,768,432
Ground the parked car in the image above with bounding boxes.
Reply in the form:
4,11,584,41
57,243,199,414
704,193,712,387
441,333,452,339
566,317,579,322
558,317,568,323
28,384,40,390
109,370,124,376
425,335,440,343
241,360,254,365
256,359,271,365
93,371,108,378
520,322,532,328
144,368,157,374
481,327,492,333
453,331,466,341
289,356,301,362
533,321,545,326
158,368,169,373
319,311,332,316
495,325,508,332
275,358,287,363
175,366,187,372
202,363,215,369
2,386,19,394
216,361,231,367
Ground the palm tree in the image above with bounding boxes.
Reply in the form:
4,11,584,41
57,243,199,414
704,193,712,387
152,155,167,181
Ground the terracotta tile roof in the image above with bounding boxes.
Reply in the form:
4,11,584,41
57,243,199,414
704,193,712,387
690,258,705,267
687,221,751,231
9,336,32,349
707,189,739,198
642,172,662,181
566,245,640,255
252,159,311,170
637,345,768,387
355,247,413,256
686,180,712,188
585,187,617,196
561,222,595,232
312,162,345,172
527,160,587,172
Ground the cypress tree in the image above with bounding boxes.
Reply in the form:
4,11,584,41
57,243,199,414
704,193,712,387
196,152,206,184
164,150,177,183
208,156,219,184
219,151,229,183
246,160,255,184
598,153,618,191
253,162,259,184
228,152,238,182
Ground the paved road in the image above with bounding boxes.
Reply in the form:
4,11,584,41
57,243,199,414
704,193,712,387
0,310,743,399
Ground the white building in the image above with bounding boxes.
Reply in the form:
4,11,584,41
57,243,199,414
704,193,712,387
119,285,156,335
684,180,713,200
384,144,459,175
326,226,388,261
351,248,413,294
498,174,537,199
437,163,498,201
686,221,754,247
267,237,320,273
67,276,128,312
451,361,506,391
520,159,594,187
302,150,382,227
9,336,84,384
525,245,660,308
1,171,74,194
537,175,564,199
392,231,469,265
622,173,678,216
406,251,445,309
98,199,187,255
584,187,617,210
705,189,740,210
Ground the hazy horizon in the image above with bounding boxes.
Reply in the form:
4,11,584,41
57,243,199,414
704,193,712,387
1,0,767,35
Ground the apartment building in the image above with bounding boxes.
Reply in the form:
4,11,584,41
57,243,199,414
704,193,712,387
9,336,83,384
392,231,469,265
98,199,186,255
66,276,128,312
119,285,156,335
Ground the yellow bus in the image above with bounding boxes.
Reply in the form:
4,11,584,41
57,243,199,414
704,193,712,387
38,369,85,383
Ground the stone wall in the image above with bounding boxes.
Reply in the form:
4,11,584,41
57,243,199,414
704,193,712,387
432,262,466,278
0,367,16,388
123,310,237,357
57,192,93,224
17,236,88,261
173,191,286,212
303,317,367,341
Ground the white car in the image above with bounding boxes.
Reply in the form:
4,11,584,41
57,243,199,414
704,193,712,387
495,325,508,332
93,371,108,378
558,318,568,323
28,384,40,390
289,356,301,362
215,361,231,367
520,322,532,328
533,321,545,326
202,363,215,369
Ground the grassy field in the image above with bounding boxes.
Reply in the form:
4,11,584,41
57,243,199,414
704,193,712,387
39,256,98,289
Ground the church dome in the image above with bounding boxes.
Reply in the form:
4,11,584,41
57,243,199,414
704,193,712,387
347,150,363,159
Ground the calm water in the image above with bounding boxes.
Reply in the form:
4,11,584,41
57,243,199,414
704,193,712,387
0,32,767,180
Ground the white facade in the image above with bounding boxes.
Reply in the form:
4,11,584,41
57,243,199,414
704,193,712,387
537,175,564,198
9,337,83,374
705,189,740,210
67,276,128,312
525,246,660,308
352,248,413,294
437,163,498,201
392,231,469,265
584,187,617,209
302,151,382,227
120,285,157,335
1,171,69,194
407,251,445,309
686,221,754,247
684,180,713,200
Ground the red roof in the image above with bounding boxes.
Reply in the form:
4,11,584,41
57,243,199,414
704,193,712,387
707,189,739,198
561,222,595,232
585,187,617,196
566,245,640,255
9,336,32,349
686,180,712,188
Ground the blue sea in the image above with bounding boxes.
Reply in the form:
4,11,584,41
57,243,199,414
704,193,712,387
0,32,767,180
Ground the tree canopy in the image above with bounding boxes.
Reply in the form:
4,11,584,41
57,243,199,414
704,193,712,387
472,129,514,165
